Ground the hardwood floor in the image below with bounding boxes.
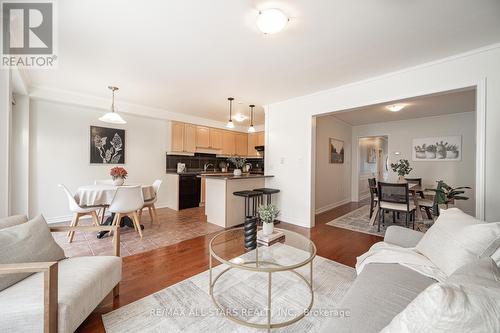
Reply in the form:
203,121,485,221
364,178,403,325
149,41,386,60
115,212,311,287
77,201,381,332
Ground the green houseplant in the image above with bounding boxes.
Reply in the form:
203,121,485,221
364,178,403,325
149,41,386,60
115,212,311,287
390,159,413,180
257,204,280,235
228,156,246,176
427,180,471,209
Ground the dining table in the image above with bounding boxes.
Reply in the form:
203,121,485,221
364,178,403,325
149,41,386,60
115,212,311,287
369,183,431,226
75,183,156,237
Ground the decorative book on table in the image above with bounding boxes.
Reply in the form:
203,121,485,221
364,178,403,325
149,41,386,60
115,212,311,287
257,230,285,246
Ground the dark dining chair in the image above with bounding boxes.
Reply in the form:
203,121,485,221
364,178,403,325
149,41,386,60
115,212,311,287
368,178,378,218
418,181,444,219
405,177,425,198
377,182,416,231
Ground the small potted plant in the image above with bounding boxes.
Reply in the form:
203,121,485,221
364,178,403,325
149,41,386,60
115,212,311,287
436,141,448,159
427,180,470,209
446,144,459,159
390,159,413,181
228,156,246,176
110,166,128,186
257,204,280,236
425,144,437,159
414,144,427,159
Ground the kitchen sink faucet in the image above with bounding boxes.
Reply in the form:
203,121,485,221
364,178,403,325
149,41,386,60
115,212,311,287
203,163,215,172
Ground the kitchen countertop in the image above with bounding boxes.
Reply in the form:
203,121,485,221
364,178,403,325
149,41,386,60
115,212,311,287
166,170,265,176
204,174,274,180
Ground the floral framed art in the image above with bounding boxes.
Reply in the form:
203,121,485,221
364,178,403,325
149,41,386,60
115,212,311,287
90,126,126,164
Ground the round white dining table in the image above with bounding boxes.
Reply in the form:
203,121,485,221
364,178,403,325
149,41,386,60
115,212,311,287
75,184,155,207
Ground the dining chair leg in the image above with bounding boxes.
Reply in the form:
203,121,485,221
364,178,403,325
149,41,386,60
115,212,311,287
405,212,409,228
138,208,143,220
91,211,100,226
392,211,396,224
69,213,81,243
110,213,120,236
152,205,159,224
132,212,143,238
100,207,107,224
378,209,382,232
369,199,374,218
67,213,78,238
148,206,154,224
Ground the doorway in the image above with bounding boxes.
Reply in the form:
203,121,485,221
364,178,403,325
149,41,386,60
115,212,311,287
358,136,388,200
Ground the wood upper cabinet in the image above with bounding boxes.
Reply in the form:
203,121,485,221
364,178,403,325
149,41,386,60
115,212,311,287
184,124,197,153
222,131,236,156
235,133,248,157
257,131,265,146
209,128,223,150
171,122,185,152
195,126,210,148
247,132,258,157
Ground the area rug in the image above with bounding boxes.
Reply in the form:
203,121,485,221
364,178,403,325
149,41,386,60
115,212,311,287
326,205,432,237
102,244,356,333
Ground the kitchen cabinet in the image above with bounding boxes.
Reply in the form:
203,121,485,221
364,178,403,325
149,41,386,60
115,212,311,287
235,133,248,156
196,126,210,148
222,131,236,156
184,124,197,153
209,128,223,150
171,122,185,152
257,131,265,146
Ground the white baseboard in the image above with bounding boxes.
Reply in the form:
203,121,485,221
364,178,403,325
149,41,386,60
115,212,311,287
315,198,351,214
358,193,370,201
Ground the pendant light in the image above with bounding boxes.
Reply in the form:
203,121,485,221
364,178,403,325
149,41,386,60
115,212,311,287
99,86,126,124
226,97,235,128
248,104,256,133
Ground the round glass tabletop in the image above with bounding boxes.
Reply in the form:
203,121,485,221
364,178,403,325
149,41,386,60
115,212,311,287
209,227,316,272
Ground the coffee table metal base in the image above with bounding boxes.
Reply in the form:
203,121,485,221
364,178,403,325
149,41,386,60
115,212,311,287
209,258,314,332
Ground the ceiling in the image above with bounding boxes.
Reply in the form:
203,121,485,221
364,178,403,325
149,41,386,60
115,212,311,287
26,0,500,125
329,88,476,126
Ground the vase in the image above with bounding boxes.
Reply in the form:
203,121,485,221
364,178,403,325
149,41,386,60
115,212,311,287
398,176,406,183
113,177,124,186
233,169,242,176
262,222,274,236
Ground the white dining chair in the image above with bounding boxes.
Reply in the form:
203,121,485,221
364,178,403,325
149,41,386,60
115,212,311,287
108,185,144,238
58,184,101,243
93,179,114,223
139,180,162,225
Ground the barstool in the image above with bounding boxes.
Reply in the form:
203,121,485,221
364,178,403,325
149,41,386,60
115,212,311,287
233,190,262,250
253,188,280,205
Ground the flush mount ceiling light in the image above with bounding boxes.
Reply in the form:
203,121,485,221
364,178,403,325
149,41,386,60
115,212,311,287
99,86,126,124
256,8,289,34
226,97,235,128
386,104,405,112
248,104,256,133
234,113,248,122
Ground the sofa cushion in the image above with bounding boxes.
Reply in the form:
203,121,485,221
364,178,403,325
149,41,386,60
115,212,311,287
321,263,435,333
381,260,500,333
0,215,27,230
0,256,122,333
416,208,500,276
0,215,65,291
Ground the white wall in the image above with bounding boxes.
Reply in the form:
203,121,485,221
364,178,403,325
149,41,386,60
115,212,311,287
28,99,170,222
0,70,11,217
352,112,476,214
10,94,30,215
315,115,352,213
265,44,500,226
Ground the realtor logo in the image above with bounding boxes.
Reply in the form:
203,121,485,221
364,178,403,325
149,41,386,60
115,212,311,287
1,1,57,67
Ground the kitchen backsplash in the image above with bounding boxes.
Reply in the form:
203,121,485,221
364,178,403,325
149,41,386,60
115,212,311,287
166,153,264,173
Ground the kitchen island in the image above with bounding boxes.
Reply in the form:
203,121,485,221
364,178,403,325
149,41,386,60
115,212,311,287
205,174,274,228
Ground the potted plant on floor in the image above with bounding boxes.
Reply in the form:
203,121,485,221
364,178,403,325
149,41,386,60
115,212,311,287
228,156,246,176
390,159,413,181
258,204,280,236
110,166,128,186
427,180,470,209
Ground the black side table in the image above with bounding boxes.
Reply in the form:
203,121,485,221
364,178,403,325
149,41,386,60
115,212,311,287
233,190,262,250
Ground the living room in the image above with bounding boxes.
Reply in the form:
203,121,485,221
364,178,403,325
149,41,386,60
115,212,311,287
1,1,500,333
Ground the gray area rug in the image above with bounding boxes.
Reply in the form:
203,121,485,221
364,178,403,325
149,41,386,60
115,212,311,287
102,244,356,333
326,205,432,237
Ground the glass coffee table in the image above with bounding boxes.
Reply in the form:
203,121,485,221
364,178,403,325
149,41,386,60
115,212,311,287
209,227,317,332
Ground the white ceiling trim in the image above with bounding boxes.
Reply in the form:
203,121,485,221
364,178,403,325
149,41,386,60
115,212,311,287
29,85,262,132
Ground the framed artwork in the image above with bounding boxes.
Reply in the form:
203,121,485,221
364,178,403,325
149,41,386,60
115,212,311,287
412,135,461,161
367,146,377,163
90,126,125,164
329,138,344,164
